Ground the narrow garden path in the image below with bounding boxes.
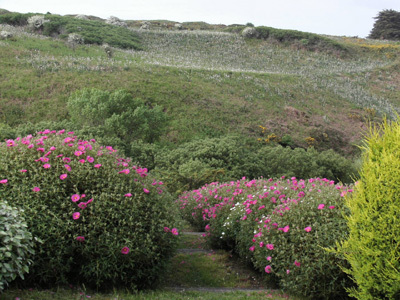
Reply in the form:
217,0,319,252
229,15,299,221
160,230,283,295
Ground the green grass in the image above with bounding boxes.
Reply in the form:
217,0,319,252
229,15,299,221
1,288,296,300
1,26,395,153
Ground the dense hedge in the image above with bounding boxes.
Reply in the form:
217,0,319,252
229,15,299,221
179,177,354,299
0,130,180,290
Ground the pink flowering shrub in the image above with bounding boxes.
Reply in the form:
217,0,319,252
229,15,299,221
180,177,354,299
0,130,180,290
250,178,354,299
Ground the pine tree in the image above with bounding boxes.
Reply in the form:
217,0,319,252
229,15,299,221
368,9,400,40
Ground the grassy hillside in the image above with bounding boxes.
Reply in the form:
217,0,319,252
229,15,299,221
0,11,399,157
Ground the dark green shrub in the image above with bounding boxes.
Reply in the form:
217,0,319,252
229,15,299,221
336,120,400,299
0,201,35,292
67,88,169,146
252,178,353,299
0,13,32,26
155,135,251,195
369,9,400,40
0,130,180,290
256,145,357,183
252,26,347,53
41,15,141,49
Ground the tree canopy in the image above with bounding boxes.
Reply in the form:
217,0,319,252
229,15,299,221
368,9,400,40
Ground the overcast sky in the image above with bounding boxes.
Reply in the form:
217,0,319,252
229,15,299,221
1,0,399,37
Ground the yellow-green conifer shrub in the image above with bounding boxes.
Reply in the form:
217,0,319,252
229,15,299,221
338,119,400,300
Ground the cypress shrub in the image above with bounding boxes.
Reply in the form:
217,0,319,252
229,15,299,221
337,119,400,299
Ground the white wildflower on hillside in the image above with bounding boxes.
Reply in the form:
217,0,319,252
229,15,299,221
106,16,127,27
242,27,258,38
0,31,13,39
75,14,89,20
27,15,49,29
67,33,84,47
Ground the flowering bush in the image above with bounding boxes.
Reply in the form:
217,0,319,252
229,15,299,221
0,201,35,292
251,178,353,299
0,130,180,290
180,177,354,298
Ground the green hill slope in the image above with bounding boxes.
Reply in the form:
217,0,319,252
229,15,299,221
0,12,399,157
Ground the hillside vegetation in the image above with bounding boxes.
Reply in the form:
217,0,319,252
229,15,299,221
0,11,400,193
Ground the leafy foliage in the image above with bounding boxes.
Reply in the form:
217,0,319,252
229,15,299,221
251,179,353,299
67,88,169,152
156,136,356,196
0,13,141,49
0,12,33,26
42,14,141,49
336,119,400,299
0,201,35,292
0,131,180,290
369,9,400,40
250,26,347,53
255,145,357,183
179,177,354,299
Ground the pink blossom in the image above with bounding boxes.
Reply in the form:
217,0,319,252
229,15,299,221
249,246,255,252
329,206,336,209
79,159,85,164
74,151,83,156
121,247,130,254
171,228,179,235
94,164,102,168
28,144,34,149
43,163,51,169
143,188,150,194
87,156,94,163
267,256,272,261
32,186,40,192
163,227,170,232
71,194,80,202
20,169,27,173
50,146,56,151
78,202,87,209
259,242,264,247
205,224,211,231
287,269,290,274
63,157,71,163
318,204,325,210
119,169,130,174
37,147,45,152
282,225,290,233
304,226,312,232
60,174,67,180
76,236,85,242
124,193,132,197
294,260,301,267
0,179,8,184
265,265,272,273
6,139,15,147
266,244,274,250
72,212,80,220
